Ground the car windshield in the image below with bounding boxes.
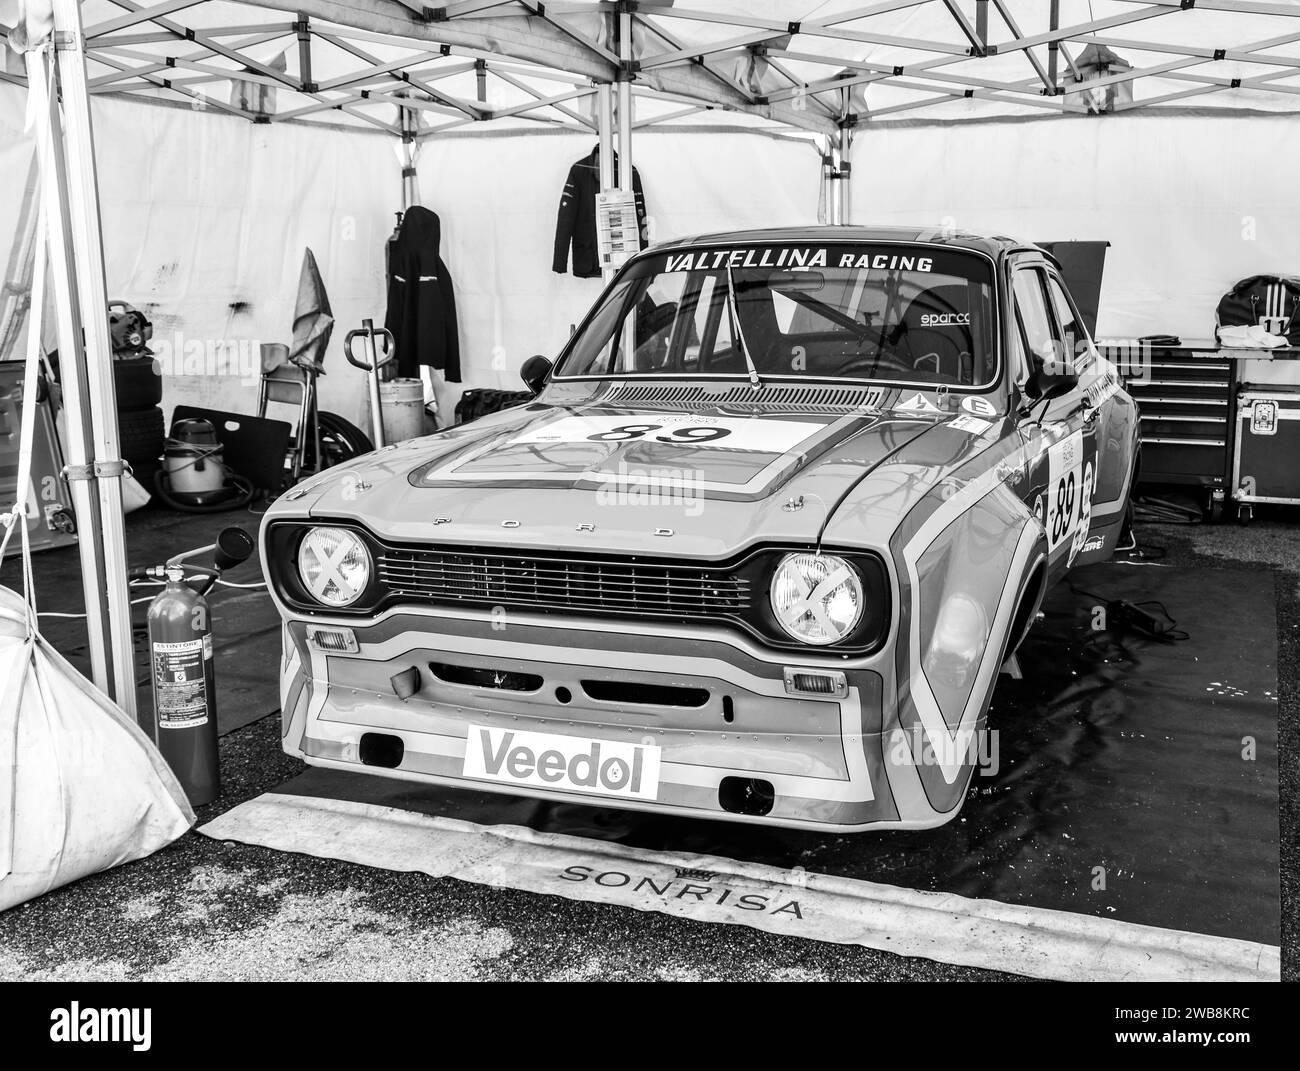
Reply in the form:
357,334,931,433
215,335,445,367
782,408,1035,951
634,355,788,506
555,242,998,387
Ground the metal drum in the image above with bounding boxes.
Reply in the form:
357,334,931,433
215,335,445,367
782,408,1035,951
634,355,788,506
377,377,425,444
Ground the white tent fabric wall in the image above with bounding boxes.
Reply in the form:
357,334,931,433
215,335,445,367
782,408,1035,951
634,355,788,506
74,93,390,426
414,128,819,411
850,111,1300,342
0,86,821,427
0,119,39,353
0,84,394,427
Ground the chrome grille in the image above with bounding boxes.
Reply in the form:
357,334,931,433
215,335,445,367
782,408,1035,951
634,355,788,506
377,548,751,618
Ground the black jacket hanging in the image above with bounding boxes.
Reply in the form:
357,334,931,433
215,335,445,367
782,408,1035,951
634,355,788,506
552,147,648,279
384,205,461,382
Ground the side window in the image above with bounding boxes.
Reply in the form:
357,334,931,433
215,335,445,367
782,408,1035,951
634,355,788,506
583,277,637,375
1011,268,1057,374
1045,275,1092,372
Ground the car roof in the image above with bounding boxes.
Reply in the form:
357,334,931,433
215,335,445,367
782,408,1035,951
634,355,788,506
650,225,1038,259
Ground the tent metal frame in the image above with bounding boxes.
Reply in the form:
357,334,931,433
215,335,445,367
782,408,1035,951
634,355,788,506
7,0,1299,137
6,0,1300,711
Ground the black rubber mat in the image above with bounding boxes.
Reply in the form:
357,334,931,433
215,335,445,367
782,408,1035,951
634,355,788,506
272,562,1281,946
2,504,280,735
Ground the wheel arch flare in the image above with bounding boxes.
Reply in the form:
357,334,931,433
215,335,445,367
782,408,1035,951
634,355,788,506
881,471,1048,821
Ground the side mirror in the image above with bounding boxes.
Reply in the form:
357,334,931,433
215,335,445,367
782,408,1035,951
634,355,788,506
520,354,552,395
1025,365,1078,404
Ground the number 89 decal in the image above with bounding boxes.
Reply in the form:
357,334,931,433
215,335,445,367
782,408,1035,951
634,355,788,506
586,424,731,444
1040,430,1096,561
511,414,825,454
1051,470,1077,544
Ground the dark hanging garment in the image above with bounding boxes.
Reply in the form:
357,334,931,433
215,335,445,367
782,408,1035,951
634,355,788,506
552,147,647,279
384,206,461,382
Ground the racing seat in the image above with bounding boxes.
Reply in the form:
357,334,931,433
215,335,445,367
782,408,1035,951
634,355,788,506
634,297,679,370
896,285,975,383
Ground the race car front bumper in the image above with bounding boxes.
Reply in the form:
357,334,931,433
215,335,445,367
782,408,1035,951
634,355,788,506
276,603,947,831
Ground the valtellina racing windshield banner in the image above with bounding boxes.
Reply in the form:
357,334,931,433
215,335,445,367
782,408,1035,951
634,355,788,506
557,243,999,387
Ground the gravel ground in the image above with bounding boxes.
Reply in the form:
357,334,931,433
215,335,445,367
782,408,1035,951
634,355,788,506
0,515,1294,982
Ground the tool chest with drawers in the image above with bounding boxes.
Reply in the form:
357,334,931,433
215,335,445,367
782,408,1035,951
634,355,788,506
1097,340,1300,521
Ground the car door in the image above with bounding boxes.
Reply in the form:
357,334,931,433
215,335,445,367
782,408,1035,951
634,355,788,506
1041,268,1133,547
1008,259,1097,580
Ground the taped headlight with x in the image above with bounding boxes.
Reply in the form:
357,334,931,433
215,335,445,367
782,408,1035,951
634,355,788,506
297,527,371,607
770,552,864,645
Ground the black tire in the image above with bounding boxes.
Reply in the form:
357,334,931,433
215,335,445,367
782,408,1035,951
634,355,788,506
113,356,163,409
302,411,374,475
117,406,165,464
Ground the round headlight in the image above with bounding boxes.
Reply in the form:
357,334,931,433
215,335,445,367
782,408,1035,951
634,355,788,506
297,526,371,607
770,552,864,645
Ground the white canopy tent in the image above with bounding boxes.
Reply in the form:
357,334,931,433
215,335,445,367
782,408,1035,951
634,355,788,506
2,0,1300,712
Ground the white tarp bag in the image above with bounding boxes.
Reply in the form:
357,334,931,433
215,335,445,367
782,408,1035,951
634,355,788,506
0,578,195,912
0,151,193,912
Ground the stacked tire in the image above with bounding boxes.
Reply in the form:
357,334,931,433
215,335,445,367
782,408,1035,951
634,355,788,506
114,356,165,496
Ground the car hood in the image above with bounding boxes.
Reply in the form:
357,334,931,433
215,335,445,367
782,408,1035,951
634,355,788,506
280,381,1004,558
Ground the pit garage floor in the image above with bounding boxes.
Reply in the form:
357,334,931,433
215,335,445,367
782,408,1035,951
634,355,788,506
0,506,1295,982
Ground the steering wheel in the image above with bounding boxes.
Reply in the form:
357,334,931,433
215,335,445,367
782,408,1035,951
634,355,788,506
837,352,920,378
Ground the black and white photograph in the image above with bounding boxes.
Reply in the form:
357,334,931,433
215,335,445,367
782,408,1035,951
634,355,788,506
0,0,1292,1039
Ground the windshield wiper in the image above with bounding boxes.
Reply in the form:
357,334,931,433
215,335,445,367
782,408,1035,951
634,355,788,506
724,263,763,391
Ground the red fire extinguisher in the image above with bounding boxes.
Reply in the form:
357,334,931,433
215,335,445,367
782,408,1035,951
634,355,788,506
138,527,254,806
148,566,220,806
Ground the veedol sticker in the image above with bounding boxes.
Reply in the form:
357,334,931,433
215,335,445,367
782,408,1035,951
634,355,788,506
463,726,661,801
510,413,823,453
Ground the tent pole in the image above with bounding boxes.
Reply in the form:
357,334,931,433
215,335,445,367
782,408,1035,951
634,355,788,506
826,129,849,226
296,11,313,92
0,156,40,360
1048,0,1061,91
23,45,115,701
616,9,632,195
399,95,419,209
49,0,137,716
596,83,615,191
616,8,633,360
838,127,853,226
596,82,614,283
818,136,831,225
